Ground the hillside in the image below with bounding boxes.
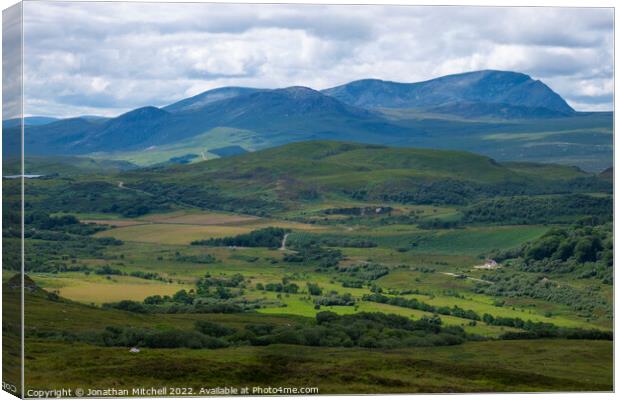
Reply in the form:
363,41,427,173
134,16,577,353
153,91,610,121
4,117,103,156
171,141,513,181
133,141,596,184
170,86,385,133
116,141,607,214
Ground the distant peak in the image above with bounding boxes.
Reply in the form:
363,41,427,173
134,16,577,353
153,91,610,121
163,86,264,112
425,69,533,84
336,71,533,88
457,69,530,77
124,106,167,114
322,69,573,114
273,86,328,100
279,86,320,94
114,106,169,122
466,69,528,76
349,78,390,83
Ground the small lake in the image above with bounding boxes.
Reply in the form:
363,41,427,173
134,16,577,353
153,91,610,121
3,174,44,179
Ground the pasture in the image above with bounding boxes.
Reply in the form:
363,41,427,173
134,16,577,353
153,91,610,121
29,208,604,333
31,273,191,304
92,210,327,245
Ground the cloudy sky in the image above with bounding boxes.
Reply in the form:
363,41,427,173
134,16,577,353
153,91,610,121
15,2,615,117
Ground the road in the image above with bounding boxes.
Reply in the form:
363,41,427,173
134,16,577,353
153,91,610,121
279,233,290,251
440,272,494,285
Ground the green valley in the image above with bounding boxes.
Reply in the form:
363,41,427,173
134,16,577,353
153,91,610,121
3,140,613,393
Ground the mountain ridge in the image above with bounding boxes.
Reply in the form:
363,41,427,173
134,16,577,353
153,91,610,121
321,70,574,115
163,87,264,113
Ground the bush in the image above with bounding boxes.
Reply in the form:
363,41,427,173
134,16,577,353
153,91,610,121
195,320,236,337
315,292,355,306
99,327,230,349
307,282,323,296
103,300,147,313
284,246,343,268
192,227,290,248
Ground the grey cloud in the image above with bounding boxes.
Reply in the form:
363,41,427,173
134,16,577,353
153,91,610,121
15,2,614,117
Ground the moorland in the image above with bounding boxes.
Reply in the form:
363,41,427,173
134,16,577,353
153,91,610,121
2,70,614,394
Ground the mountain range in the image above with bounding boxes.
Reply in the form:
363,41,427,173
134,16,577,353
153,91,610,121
2,70,612,171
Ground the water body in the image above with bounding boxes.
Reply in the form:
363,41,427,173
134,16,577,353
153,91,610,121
3,174,43,179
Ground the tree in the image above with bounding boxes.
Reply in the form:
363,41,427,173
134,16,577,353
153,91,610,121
574,237,602,263
307,282,322,296
172,289,193,305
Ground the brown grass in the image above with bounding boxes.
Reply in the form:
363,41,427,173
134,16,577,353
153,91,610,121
83,219,146,227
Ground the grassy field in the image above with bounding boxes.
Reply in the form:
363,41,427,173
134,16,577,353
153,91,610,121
13,276,611,392
408,225,549,255
31,273,191,304
92,211,326,245
29,209,609,333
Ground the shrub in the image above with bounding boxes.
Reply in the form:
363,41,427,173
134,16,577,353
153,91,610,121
194,320,236,337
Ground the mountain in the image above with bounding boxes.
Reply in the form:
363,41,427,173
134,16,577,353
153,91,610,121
2,117,104,157
599,167,613,180
17,86,412,156
75,106,172,151
5,70,610,171
178,86,376,128
423,102,571,119
163,87,263,113
2,116,59,128
322,70,575,117
21,107,176,154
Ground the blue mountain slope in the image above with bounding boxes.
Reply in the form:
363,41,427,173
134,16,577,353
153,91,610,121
16,86,409,155
7,70,609,171
2,116,59,128
322,70,574,117
163,87,264,113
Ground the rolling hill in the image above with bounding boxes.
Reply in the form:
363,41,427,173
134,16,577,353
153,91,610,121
115,140,608,214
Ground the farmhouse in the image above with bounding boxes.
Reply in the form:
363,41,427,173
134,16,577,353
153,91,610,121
473,259,499,270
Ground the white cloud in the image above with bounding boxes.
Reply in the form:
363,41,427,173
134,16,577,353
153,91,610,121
18,2,613,117
2,3,23,120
